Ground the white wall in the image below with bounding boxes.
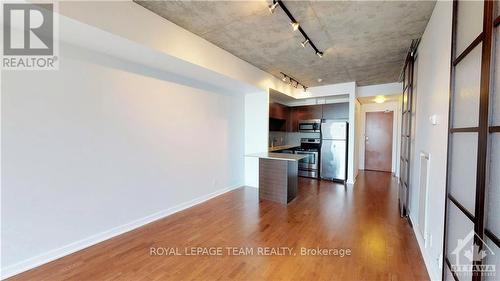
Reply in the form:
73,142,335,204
244,91,268,188
1,1,281,278
358,101,402,175
294,82,355,99
57,1,294,97
1,43,246,276
409,1,452,280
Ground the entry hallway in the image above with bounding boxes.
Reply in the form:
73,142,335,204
8,172,429,280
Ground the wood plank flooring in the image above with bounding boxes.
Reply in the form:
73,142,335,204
8,171,429,281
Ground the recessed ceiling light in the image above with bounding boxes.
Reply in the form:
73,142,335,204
374,96,386,104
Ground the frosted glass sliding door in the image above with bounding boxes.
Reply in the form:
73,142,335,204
443,1,499,281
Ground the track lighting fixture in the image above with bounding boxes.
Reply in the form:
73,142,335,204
268,0,323,58
302,85,307,92
280,72,307,92
268,2,278,14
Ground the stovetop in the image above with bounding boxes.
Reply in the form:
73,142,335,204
295,148,319,152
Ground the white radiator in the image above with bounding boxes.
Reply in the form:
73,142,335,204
418,152,431,247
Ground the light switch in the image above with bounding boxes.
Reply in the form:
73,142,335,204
429,114,439,125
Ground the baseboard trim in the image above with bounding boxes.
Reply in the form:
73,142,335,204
411,221,440,281
1,184,242,280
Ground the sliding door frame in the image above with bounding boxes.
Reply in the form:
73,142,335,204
399,39,419,219
442,1,498,280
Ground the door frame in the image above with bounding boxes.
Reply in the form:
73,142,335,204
442,1,498,280
358,101,401,175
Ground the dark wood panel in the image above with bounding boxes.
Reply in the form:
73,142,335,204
289,105,322,132
6,171,429,281
259,158,288,204
269,102,290,120
269,118,287,132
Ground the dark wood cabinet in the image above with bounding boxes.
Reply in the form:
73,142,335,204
269,102,290,132
269,102,349,132
289,105,322,132
269,102,290,121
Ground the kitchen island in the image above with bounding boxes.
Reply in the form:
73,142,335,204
246,152,307,204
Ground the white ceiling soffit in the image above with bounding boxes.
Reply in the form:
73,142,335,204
357,95,401,105
270,88,349,107
134,1,435,87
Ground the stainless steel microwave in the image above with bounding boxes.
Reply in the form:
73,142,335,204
298,119,321,133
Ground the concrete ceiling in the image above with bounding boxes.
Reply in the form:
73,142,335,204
134,1,435,87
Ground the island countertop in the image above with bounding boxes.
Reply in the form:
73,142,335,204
246,152,307,162
268,144,299,152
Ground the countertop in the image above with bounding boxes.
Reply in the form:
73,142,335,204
246,152,307,162
268,144,299,152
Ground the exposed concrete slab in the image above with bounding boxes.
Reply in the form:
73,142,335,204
135,1,435,87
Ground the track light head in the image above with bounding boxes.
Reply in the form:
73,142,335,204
268,2,278,14
303,86,307,92
301,39,309,48
291,21,299,31
282,74,287,82
316,51,323,58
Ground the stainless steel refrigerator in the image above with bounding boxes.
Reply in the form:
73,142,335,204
320,120,348,182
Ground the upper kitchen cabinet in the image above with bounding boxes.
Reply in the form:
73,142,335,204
269,102,290,120
289,105,322,132
322,103,349,120
269,102,290,132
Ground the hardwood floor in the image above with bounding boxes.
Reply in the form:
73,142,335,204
8,171,429,281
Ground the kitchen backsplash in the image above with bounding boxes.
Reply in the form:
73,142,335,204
269,131,320,147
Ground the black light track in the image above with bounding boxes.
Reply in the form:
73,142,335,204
280,72,306,90
272,0,323,57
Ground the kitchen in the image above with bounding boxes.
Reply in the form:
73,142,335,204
268,90,350,184
246,89,350,205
